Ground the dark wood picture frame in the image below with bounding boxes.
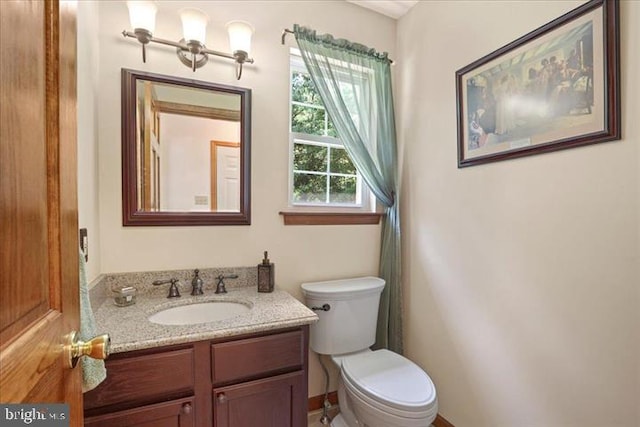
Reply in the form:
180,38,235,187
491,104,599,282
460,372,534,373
456,0,620,168
121,69,252,226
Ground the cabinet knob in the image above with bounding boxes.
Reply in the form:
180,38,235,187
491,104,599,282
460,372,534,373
217,393,227,404
182,403,192,414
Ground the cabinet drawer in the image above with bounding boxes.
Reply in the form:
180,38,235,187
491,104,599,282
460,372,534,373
85,396,195,427
211,330,303,383
84,347,195,412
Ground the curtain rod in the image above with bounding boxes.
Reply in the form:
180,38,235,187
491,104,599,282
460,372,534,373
281,28,295,45
281,28,394,64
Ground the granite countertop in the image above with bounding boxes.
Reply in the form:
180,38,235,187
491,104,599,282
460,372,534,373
93,287,318,353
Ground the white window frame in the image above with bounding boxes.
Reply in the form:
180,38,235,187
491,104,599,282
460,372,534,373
288,50,374,212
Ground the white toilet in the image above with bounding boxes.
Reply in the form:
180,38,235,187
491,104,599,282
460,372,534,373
301,277,438,427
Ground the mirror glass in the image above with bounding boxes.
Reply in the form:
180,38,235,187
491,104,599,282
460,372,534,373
122,69,251,226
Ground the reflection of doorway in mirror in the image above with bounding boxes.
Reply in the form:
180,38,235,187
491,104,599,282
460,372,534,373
153,150,160,210
140,81,162,211
211,141,241,212
135,97,143,209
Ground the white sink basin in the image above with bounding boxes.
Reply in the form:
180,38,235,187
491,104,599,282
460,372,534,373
148,301,251,325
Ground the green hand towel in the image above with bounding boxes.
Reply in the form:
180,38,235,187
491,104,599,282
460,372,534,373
79,248,107,392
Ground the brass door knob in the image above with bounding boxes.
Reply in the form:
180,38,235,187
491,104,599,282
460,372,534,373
65,331,110,368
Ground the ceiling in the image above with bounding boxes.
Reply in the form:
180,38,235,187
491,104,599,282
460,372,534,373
346,0,419,19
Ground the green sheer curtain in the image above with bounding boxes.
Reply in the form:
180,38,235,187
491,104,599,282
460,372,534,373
294,25,403,353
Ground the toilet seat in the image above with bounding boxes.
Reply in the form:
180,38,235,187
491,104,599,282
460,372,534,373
341,350,437,419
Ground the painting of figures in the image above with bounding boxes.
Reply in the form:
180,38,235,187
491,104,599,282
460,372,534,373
456,0,619,167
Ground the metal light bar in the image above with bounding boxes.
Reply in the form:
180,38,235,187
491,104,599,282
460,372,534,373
122,29,255,79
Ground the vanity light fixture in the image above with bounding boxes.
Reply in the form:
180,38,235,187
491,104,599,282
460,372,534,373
122,1,255,80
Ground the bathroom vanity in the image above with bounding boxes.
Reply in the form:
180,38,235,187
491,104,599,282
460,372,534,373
84,326,308,426
83,279,317,427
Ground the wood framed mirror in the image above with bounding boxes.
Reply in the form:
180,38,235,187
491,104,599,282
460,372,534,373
122,69,251,226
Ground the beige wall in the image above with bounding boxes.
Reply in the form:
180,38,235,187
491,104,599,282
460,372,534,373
91,0,395,397
77,0,101,282
397,1,640,426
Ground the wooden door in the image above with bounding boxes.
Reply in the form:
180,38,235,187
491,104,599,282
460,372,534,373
213,371,305,427
0,0,81,424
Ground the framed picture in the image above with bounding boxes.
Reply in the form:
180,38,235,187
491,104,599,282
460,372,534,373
456,0,620,168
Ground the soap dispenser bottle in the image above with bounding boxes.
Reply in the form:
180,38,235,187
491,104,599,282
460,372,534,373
257,251,274,293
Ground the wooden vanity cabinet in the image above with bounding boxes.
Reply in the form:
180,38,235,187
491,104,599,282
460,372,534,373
83,326,309,427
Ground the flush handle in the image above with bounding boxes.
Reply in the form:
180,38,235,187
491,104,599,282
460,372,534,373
311,304,331,312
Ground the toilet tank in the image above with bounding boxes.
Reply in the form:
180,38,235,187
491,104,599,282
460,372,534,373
301,277,385,355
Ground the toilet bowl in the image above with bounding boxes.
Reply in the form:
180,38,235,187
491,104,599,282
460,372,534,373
332,349,437,427
301,277,438,427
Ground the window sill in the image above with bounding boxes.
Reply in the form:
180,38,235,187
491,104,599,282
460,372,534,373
279,211,383,226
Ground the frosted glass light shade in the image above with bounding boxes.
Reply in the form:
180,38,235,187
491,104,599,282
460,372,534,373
126,1,157,33
226,21,254,55
180,8,208,44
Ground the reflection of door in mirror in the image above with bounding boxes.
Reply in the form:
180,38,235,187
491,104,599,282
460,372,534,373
137,81,161,210
211,141,241,212
135,80,241,212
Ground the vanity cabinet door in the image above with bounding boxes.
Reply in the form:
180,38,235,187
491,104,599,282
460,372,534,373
213,371,305,427
85,397,195,427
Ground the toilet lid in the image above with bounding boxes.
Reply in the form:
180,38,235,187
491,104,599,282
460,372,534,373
341,350,436,413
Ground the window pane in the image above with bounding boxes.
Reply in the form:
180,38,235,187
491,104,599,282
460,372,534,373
291,72,322,106
330,147,356,174
329,176,357,204
339,81,362,130
294,143,327,172
292,104,326,136
293,173,327,203
327,115,338,138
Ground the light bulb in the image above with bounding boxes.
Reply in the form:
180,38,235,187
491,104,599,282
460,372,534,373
226,21,254,55
126,0,157,33
180,8,208,44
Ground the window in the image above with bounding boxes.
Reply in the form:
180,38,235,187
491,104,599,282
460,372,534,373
288,52,372,210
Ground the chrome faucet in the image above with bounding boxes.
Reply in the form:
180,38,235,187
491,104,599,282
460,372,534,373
153,278,181,298
215,274,238,294
191,269,204,296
